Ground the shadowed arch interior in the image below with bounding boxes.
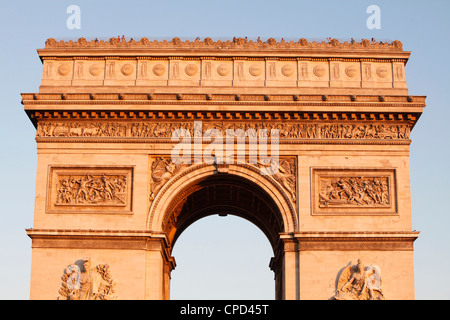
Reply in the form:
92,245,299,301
162,173,284,252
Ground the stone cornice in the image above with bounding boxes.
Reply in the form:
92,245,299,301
22,93,424,130
22,92,425,105
290,231,420,238
40,37,408,59
39,55,409,62
22,93,425,117
26,229,419,252
26,228,170,250
27,228,176,268
24,109,421,121
280,231,419,251
26,228,167,238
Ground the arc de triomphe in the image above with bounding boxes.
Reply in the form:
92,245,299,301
22,37,425,300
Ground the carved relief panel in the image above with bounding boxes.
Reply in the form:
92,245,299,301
168,59,201,86
333,259,385,300
200,59,233,86
330,61,361,88
149,157,189,201
361,61,393,88
58,257,117,300
46,166,133,214
72,60,105,86
148,156,297,204
233,60,265,86
392,61,407,88
311,168,397,215
136,60,169,85
41,59,73,86
256,157,297,203
36,120,411,142
265,60,297,87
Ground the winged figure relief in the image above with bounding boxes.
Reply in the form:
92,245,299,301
149,157,187,201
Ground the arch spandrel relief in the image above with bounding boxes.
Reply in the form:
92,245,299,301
146,157,298,239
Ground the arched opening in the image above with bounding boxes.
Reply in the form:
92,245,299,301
164,173,285,249
147,163,298,300
170,215,274,299
164,173,284,299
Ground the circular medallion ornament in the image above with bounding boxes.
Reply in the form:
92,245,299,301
89,64,102,76
345,66,358,78
217,64,230,76
185,64,198,76
281,64,294,77
313,65,326,77
249,64,262,77
121,64,134,76
376,66,389,78
152,64,166,76
57,64,70,76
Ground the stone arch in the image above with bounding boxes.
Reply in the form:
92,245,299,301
147,162,297,248
145,162,299,299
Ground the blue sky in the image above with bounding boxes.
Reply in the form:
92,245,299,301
0,0,449,299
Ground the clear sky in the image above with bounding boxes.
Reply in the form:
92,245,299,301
0,0,449,300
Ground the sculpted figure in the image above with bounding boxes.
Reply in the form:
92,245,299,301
37,120,410,141
319,176,390,207
55,173,127,206
79,258,99,300
149,158,186,201
258,159,296,202
59,258,116,300
58,264,81,300
334,259,385,300
100,174,116,202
